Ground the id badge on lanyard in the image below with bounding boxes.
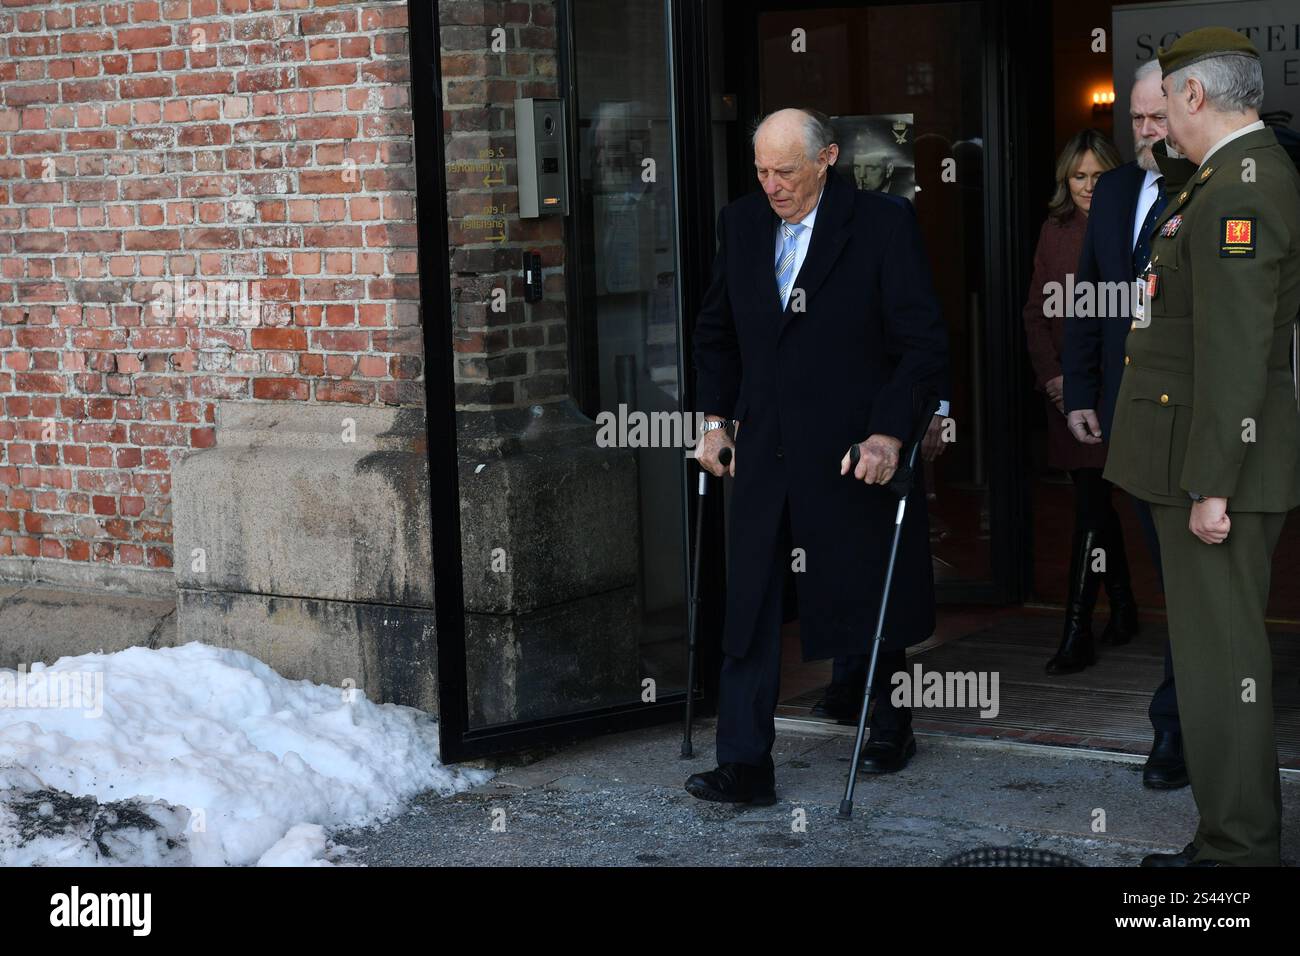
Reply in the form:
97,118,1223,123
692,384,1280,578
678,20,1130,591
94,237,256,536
1134,259,1158,324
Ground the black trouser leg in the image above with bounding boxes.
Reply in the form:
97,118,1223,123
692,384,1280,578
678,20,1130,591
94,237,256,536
831,654,867,691
715,501,790,767
868,647,911,736
829,648,910,736
1148,638,1182,733
1130,496,1181,735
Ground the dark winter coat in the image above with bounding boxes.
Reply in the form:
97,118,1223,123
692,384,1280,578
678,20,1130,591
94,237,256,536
693,163,950,660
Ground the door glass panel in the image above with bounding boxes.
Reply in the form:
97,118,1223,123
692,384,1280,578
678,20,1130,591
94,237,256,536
449,0,688,732
574,0,688,703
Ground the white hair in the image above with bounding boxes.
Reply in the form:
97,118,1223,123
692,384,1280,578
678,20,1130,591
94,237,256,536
751,109,835,161
1134,58,1162,82
1167,53,1264,113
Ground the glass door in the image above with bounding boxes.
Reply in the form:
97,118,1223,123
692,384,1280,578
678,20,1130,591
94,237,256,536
418,0,702,760
565,0,693,717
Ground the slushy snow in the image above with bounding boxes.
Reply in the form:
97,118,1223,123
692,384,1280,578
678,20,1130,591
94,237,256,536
0,643,491,866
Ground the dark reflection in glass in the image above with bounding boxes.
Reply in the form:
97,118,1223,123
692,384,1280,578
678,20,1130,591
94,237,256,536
455,0,688,731
758,2,991,589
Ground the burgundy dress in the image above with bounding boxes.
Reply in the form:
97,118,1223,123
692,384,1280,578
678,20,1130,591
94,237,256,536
1021,208,1107,472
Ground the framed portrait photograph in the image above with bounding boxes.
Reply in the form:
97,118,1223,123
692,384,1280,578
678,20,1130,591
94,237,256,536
831,112,917,201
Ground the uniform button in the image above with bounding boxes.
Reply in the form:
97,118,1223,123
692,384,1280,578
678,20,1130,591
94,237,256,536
1159,394,1169,405
1124,355,1131,365
776,445,784,459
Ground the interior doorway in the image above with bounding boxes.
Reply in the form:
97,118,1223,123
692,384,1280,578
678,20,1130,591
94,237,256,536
708,0,1035,731
724,0,1005,600
708,0,1300,767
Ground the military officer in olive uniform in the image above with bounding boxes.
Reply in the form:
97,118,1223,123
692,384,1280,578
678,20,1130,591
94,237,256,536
1105,28,1300,867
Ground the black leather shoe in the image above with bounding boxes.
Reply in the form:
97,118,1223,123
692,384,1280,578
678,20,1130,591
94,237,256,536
1141,842,1198,867
855,732,917,774
685,761,776,805
1143,731,1189,789
810,682,864,723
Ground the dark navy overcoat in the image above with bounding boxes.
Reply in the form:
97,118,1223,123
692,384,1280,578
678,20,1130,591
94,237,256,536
693,163,950,660
1061,160,1147,438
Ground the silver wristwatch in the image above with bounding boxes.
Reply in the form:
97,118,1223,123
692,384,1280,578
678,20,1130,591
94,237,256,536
1188,491,1207,502
699,418,733,434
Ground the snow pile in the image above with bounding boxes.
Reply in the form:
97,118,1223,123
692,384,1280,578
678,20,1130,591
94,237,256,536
0,643,492,866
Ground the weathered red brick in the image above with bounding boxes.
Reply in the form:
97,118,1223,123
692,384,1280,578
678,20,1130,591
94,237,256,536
117,26,174,49
252,377,308,401
0,0,493,579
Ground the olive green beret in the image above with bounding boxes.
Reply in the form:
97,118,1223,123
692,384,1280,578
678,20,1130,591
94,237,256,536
1158,26,1260,77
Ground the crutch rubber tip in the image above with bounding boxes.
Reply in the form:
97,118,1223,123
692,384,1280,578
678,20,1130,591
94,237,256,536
838,800,853,819
680,741,693,759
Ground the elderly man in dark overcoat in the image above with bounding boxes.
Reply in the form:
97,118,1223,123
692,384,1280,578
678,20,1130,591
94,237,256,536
686,107,950,803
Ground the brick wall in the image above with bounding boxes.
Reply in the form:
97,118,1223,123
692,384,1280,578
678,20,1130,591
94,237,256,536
439,0,570,410
0,0,421,578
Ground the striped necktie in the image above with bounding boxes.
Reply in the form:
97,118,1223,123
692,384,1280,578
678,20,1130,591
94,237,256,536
1131,176,1166,278
775,221,803,309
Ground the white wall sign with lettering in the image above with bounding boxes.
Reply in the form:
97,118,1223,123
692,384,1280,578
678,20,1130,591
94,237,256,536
1112,0,1300,161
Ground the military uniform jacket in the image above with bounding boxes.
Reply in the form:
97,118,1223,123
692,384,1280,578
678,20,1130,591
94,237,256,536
1104,128,1300,513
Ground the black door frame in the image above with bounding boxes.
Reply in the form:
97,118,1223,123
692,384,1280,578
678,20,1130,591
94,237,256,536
982,0,1046,605
411,0,712,764
413,0,1043,761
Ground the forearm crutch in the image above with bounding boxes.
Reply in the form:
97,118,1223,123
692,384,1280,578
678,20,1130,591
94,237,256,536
682,445,731,758
839,394,939,818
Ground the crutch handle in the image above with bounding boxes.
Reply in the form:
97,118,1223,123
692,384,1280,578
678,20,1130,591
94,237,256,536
844,392,941,498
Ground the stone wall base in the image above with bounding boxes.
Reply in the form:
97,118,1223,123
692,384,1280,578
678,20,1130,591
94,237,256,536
177,588,438,712
466,584,641,726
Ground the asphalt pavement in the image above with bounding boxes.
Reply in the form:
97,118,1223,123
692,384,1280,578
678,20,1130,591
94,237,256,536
333,719,1300,867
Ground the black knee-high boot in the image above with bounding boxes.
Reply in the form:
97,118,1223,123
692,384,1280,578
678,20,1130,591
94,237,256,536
1047,526,1100,674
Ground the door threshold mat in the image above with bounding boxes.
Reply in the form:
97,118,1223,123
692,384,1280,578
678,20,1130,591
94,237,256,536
776,613,1300,769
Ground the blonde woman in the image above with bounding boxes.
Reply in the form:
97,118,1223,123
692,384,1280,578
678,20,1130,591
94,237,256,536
1022,129,1131,674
